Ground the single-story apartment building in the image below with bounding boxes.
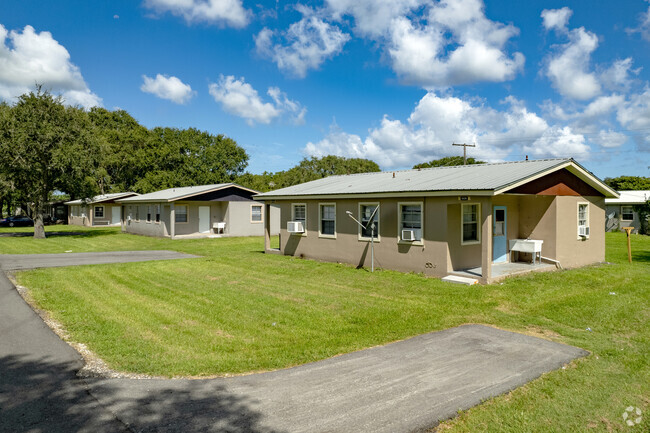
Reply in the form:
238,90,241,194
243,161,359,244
254,158,618,284
66,192,139,226
605,190,649,233
118,183,279,238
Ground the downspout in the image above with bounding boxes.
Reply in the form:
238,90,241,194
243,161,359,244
541,256,562,269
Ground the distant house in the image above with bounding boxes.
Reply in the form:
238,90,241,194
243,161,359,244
117,183,277,238
66,193,139,226
605,190,649,234
254,158,618,284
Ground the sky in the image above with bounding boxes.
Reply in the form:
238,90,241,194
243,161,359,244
2,0,650,180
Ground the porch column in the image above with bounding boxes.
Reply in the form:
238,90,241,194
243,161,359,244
480,199,492,283
264,202,271,252
170,202,175,239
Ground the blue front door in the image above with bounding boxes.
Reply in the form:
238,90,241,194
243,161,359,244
493,206,507,263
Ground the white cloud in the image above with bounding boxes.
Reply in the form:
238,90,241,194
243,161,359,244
0,24,101,108
594,130,628,148
541,7,572,32
255,8,350,78
600,58,638,92
626,2,650,41
545,26,601,100
387,0,525,87
208,75,305,126
141,74,195,104
325,0,426,38
143,0,249,28
305,92,591,168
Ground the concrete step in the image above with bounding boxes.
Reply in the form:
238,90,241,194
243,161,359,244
442,275,479,285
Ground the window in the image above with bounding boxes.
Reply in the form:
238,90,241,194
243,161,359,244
291,203,306,233
127,206,133,220
621,205,634,221
399,203,422,242
578,203,589,238
359,203,379,239
175,205,187,223
135,205,140,221
319,204,336,237
146,205,152,222
94,206,104,218
251,205,262,222
155,205,160,223
461,203,480,244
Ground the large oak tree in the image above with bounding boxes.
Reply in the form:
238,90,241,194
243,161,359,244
0,88,100,238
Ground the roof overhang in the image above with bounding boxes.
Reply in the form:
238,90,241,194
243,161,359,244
117,184,260,203
65,192,139,205
254,190,495,201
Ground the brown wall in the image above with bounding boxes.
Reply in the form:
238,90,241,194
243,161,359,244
555,196,606,267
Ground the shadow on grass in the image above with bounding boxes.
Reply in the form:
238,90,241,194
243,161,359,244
0,355,284,433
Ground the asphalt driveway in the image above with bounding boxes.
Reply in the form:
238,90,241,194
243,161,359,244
0,252,588,433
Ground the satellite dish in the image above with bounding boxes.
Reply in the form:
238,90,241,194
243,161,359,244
607,212,615,219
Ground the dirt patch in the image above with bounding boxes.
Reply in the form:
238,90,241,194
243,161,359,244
525,325,562,340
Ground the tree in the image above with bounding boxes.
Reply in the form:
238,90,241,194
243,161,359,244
603,176,650,191
0,88,100,238
237,156,381,192
413,156,485,169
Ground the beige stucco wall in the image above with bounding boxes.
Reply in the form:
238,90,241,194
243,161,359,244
121,200,273,238
273,193,607,279
555,196,606,268
68,204,121,227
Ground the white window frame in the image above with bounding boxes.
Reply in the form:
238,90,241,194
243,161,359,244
577,202,589,239
621,205,634,221
461,203,481,245
175,205,188,224
94,206,104,218
398,201,423,245
290,203,307,235
251,204,263,223
319,203,336,238
146,205,152,223
358,202,380,242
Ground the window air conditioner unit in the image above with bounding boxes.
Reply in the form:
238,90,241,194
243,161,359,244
578,226,590,237
402,229,416,241
287,221,304,233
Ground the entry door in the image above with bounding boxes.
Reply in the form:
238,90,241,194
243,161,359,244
198,206,210,233
111,206,121,225
493,206,507,263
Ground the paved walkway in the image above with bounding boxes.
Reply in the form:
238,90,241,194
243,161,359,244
0,252,588,433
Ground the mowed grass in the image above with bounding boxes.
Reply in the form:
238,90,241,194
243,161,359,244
9,229,650,432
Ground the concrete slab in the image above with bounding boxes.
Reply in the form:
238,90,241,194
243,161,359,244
0,250,198,271
442,275,479,285
86,325,588,433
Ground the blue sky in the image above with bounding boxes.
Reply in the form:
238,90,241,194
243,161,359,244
2,0,650,179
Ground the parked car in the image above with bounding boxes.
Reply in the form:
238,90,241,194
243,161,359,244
0,215,34,227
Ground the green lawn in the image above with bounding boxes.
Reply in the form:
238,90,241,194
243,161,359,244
7,228,650,432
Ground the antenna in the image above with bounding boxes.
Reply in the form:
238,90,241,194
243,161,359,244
346,206,379,272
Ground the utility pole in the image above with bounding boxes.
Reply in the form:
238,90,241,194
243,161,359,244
453,143,476,165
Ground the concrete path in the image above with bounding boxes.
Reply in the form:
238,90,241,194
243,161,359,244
0,250,198,271
0,252,588,433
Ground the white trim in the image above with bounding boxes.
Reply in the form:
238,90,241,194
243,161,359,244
577,202,590,239
397,201,423,245
318,203,336,239
256,190,494,201
290,203,307,236
175,204,189,224
250,204,263,223
94,205,104,218
461,203,481,245
358,202,380,242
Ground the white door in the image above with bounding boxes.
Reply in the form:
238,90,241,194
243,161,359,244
112,206,121,225
198,206,210,233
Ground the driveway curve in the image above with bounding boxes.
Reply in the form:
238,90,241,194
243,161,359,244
1,252,588,433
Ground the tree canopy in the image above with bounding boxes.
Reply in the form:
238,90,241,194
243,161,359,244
0,88,101,237
236,156,381,192
603,176,650,191
413,156,485,169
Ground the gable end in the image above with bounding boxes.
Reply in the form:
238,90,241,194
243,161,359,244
508,169,603,197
